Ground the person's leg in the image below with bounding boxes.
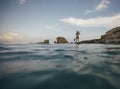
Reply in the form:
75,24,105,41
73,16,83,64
78,38,79,42
76,39,78,43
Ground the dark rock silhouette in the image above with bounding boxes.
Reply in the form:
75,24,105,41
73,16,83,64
80,39,101,44
37,40,49,44
80,26,120,44
101,26,120,44
55,37,68,43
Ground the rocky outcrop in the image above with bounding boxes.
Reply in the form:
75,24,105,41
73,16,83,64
80,26,120,44
37,40,49,44
101,26,120,44
55,37,68,43
43,40,49,44
80,39,102,44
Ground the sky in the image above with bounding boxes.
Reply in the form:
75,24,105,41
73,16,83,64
0,0,120,44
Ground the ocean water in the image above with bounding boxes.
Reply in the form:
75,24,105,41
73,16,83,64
0,44,120,89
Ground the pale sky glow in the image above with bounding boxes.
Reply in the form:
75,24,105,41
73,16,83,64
0,32,22,43
19,0,27,5
0,0,120,44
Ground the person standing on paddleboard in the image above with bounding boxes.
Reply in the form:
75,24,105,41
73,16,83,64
74,31,80,43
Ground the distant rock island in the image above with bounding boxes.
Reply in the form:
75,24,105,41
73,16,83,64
30,40,49,44
37,40,49,44
54,37,68,44
80,26,120,44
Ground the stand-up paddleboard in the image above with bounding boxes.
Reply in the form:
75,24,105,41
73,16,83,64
75,42,80,44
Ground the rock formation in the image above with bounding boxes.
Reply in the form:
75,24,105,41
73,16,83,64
80,26,120,44
80,39,101,44
55,37,68,43
101,26,120,44
37,40,49,44
43,40,49,44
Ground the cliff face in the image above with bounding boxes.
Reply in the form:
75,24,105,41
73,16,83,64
80,26,120,44
55,37,68,43
101,26,120,44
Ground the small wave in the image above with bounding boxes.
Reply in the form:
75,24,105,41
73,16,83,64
55,64,66,68
0,51,32,57
29,54,75,60
103,51,120,55
0,51,32,54
64,55,74,59
54,49,66,51
0,46,10,50
78,50,88,54
105,60,120,65
50,54,74,60
33,48,49,51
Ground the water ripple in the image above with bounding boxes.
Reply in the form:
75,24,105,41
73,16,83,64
0,44,120,89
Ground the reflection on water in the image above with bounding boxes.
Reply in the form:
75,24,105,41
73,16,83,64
0,44,120,89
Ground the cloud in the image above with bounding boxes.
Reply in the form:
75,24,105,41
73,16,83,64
19,0,27,5
85,0,110,14
45,26,55,29
45,24,58,29
60,13,120,28
0,32,22,43
96,0,110,11
85,10,94,15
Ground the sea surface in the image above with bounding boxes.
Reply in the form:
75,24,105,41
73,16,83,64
0,44,120,89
